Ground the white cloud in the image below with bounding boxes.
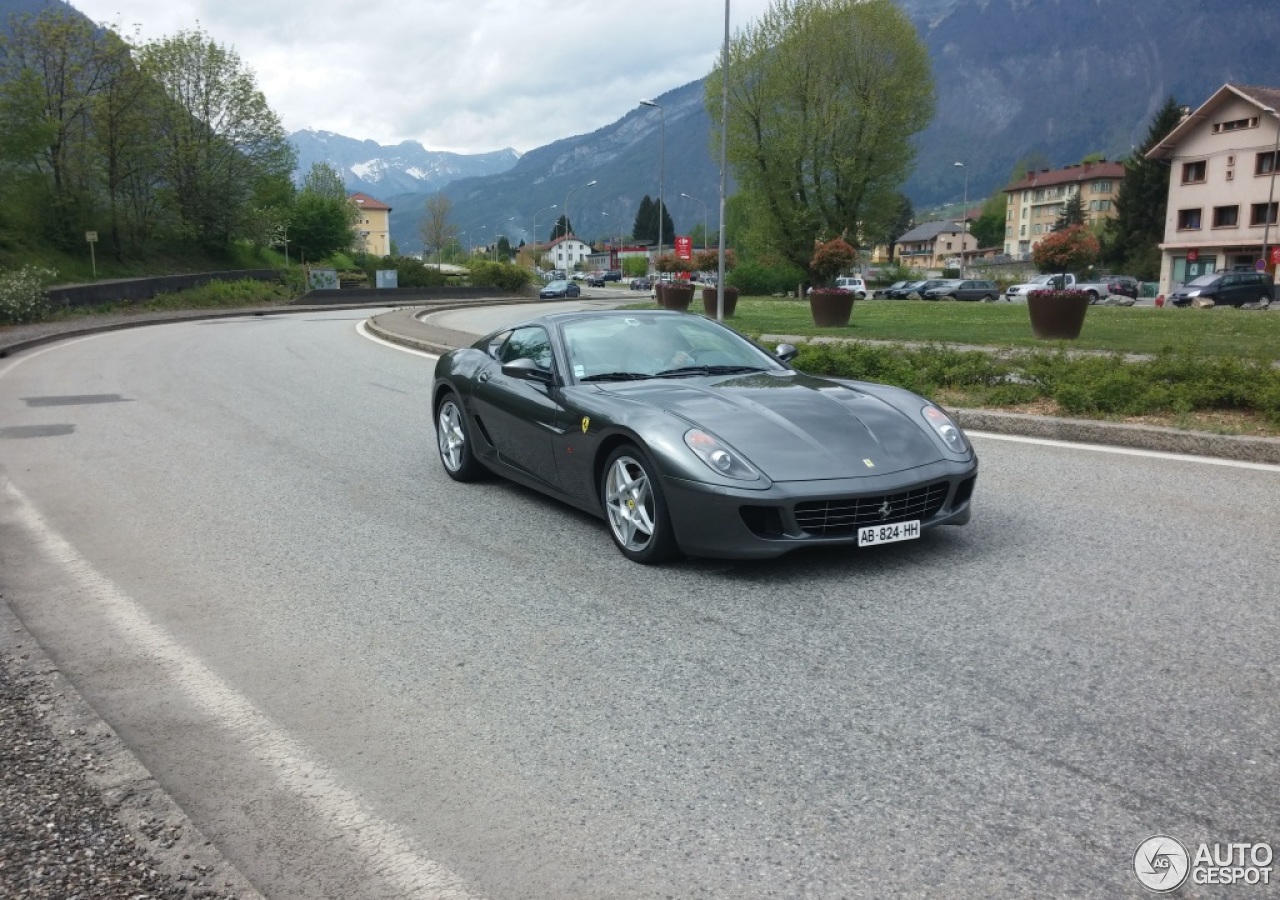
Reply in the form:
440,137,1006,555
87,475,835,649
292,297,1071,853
70,0,774,153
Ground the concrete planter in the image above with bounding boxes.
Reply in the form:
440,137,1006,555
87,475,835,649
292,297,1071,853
808,288,854,327
1026,289,1090,339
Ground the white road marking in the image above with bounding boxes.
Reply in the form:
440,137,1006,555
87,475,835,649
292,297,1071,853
0,479,483,900
357,320,440,358
968,430,1280,473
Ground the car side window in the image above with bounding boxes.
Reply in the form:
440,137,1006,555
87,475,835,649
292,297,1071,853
499,326,554,373
487,330,512,359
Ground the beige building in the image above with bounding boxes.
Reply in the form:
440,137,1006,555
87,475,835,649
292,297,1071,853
349,193,392,257
894,220,976,270
1002,160,1124,259
1146,83,1280,294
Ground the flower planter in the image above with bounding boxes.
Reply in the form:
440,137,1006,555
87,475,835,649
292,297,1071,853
1026,289,1090,339
701,286,739,318
808,288,854,327
661,283,695,311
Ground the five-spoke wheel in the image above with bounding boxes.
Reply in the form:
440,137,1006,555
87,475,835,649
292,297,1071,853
436,394,483,481
601,445,677,563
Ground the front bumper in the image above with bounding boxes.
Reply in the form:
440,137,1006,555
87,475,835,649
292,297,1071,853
662,458,978,559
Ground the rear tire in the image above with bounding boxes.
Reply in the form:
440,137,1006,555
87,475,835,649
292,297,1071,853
601,444,679,564
435,393,485,482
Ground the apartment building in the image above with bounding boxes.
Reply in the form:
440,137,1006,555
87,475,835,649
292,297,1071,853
1145,83,1280,294
1002,160,1124,259
349,193,392,257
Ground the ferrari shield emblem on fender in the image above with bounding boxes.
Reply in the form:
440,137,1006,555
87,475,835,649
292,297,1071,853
581,416,590,433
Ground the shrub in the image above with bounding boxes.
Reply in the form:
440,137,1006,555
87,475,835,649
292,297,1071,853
467,260,532,291
0,265,58,324
728,259,806,295
809,236,858,286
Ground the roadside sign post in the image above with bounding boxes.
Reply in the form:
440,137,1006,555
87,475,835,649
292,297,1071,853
85,231,97,278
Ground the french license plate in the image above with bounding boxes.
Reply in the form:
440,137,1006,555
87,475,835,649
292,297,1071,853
858,519,921,547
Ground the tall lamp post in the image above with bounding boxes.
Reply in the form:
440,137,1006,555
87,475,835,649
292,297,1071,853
681,193,708,252
716,0,730,322
954,161,968,277
1261,107,1280,283
641,99,666,269
565,179,597,275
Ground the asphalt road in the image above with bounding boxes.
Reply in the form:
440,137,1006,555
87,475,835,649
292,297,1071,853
1,307,1277,898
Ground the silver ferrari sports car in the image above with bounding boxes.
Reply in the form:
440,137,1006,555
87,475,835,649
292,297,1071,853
432,309,977,563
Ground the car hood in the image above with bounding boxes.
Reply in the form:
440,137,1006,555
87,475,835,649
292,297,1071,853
601,372,942,480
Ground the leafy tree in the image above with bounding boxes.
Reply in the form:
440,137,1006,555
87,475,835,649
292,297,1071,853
418,192,456,265
288,163,356,261
0,9,134,247
867,192,915,259
706,0,934,282
1053,192,1086,231
1104,96,1182,279
1032,224,1100,273
970,193,1006,249
139,28,295,248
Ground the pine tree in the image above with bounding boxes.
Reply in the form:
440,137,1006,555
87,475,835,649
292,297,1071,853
1104,97,1183,278
1053,193,1086,231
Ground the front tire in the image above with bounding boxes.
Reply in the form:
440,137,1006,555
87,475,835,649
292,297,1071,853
435,393,485,482
601,444,679,564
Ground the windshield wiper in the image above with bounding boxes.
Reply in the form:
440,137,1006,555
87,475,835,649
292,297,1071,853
579,371,655,382
654,365,769,377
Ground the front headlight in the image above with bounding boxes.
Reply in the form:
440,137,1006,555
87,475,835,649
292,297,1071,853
684,429,761,481
922,405,969,453
1184,289,1201,298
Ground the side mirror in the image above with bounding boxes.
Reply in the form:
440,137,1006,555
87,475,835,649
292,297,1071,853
774,342,799,363
501,357,554,384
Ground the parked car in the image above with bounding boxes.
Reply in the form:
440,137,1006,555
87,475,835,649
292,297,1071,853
884,280,926,299
900,279,950,299
834,276,868,298
629,277,653,291
539,279,581,299
1103,275,1141,299
876,280,911,298
1168,271,1275,307
924,279,1000,302
602,270,623,282
921,279,964,300
586,273,606,287
431,309,977,562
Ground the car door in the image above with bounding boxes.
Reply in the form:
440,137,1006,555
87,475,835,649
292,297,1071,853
469,325,569,487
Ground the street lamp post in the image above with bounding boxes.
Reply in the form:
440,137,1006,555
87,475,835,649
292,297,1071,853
565,179,597,275
716,0,730,322
681,193,708,252
641,99,666,269
954,161,968,277
1261,107,1280,285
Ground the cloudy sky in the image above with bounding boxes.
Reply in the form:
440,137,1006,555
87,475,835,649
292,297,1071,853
69,0,777,155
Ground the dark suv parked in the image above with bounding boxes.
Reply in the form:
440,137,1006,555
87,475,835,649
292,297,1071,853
1103,275,1140,299
1168,271,1275,307
924,279,1000,302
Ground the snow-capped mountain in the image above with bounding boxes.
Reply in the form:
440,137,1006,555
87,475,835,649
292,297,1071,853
288,129,520,197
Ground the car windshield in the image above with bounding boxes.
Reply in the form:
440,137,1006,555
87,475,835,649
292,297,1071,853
563,314,784,380
544,280,569,290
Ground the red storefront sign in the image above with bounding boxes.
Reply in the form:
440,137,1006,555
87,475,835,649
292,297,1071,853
1186,249,1199,262
675,236,692,260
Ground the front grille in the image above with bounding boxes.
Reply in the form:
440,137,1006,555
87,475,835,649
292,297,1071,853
794,482,949,537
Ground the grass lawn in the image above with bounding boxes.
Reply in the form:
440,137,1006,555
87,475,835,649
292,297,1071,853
706,297,1280,358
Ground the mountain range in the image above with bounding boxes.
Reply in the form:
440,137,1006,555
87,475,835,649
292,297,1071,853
6,0,1278,255
323,0,1280,254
